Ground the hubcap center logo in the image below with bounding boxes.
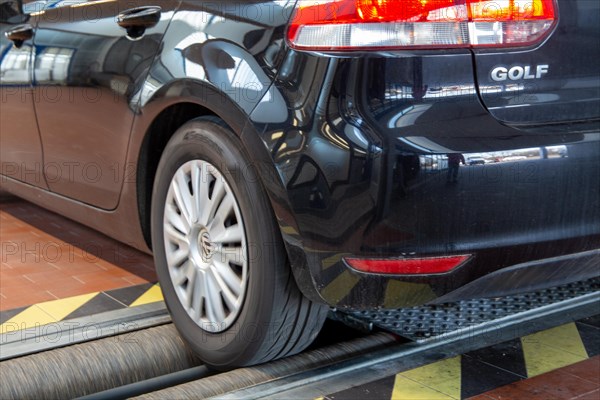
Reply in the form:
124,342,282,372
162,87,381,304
200,231,214,262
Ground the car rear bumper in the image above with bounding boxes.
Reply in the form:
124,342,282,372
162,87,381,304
247,50,600,309
430,249,600,304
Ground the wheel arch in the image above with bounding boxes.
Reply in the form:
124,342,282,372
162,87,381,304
137,102,213,248
131,80,324,304
133,80,285,249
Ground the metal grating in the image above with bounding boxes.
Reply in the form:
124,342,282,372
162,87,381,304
344,278,600,341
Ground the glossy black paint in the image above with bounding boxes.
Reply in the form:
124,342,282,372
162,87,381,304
1,0,598,310
473,0,600,126
247,47,600,307
1,6,45,188
30,0,179,209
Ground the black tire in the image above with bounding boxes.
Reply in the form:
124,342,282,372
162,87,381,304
151,118,328,368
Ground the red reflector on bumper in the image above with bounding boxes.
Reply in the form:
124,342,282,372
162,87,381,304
344,255,471,275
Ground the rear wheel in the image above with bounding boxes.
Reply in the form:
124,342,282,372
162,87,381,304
151,118,328,368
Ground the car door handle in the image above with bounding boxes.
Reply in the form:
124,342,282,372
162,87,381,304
5,24,34,48
117,6,161,39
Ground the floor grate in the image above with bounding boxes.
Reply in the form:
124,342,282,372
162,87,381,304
343,278,600,341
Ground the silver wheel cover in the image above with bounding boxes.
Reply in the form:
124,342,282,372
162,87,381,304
163,160,248,332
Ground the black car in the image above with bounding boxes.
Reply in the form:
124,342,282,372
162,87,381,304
1,0,598,368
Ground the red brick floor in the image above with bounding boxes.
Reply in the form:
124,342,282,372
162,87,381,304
0,194,156,311
469,356,600,400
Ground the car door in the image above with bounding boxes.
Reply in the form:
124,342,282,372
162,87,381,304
0,0,46,188
30,0,179,209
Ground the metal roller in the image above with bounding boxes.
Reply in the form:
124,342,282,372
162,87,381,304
0,325,200,399
135,332,397,399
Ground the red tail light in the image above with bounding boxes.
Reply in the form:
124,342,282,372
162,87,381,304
344,255,471,275
288,0,556,51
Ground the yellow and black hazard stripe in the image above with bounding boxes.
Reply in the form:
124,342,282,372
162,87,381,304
324,317,599,400
0,283,163,334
